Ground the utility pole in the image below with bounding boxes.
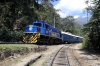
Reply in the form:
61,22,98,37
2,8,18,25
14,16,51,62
54,13,55,28
86,0,90,22
86,0,89,22
87,8,88,22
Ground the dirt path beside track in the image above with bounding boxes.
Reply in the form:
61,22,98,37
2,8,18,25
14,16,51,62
1,43,100,66
73,43,100,66
31,45,64,66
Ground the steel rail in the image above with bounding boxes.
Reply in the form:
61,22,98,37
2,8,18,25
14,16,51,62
49,46,64,66
68,44,82,66
65,47,70,66
71,47,82,66
49,45,70,66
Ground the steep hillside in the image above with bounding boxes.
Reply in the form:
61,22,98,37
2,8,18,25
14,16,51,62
74,16,91,25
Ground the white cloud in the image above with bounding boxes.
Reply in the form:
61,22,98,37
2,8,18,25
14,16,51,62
56,11,67,18
54,0,87,18
82,16,87,18
74,15,79,19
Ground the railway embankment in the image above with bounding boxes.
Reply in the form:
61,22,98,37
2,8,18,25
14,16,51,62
14,53,42,66
0,46,29,61
0,44,47,66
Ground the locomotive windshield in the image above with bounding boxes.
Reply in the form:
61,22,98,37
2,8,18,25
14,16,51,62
34,23,42,27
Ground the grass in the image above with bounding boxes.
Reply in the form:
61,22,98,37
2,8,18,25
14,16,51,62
0,45,27,50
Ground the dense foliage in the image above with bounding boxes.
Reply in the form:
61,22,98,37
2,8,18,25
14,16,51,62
0,0,82,42
82,0,100,51
61,16,83,36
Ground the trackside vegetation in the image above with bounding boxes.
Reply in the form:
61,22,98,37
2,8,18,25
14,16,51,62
82,0,100,51
0,46,27,50
0,27,23,42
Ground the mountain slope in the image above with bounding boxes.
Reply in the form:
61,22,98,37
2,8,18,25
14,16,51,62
74,16,91,25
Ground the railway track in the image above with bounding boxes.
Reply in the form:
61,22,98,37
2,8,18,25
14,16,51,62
45,44,83,66
49,46,70,66
67,44,82,66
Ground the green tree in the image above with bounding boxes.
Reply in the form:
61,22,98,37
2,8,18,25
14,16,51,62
61,16,82,35
82,0,100,51
0,0,60,42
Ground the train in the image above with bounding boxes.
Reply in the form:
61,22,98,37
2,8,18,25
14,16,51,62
23,20,83,44
61,32,83,43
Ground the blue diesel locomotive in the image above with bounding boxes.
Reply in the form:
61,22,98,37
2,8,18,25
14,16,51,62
23,20,62,44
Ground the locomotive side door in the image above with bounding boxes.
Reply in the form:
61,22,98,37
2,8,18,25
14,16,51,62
45,24,50,36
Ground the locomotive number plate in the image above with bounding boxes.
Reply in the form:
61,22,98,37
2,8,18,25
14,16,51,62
51,33,56,37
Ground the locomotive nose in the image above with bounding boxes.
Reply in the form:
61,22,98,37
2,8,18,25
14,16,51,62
23,33,40,43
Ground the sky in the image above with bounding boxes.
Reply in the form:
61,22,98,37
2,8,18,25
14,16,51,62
52,0,91,18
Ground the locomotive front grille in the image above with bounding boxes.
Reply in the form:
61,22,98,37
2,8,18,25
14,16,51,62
23,33,40,43
30,33,40,43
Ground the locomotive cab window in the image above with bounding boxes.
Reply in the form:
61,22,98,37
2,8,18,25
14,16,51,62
34,23,42,27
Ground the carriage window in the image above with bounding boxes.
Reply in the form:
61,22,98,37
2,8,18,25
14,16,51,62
34,23,41,27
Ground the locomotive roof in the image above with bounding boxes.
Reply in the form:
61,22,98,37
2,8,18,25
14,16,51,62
32,20,61,32
61,31,84,38
61,31,72,35
32,20,48,24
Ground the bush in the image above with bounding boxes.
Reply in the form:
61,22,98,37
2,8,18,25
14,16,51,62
0,27,11,42
82,33,91,49
0,27,23,42
11,31,23,42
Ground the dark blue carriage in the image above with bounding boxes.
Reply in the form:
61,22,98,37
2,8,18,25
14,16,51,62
61,31,83,43
23,20,62,44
